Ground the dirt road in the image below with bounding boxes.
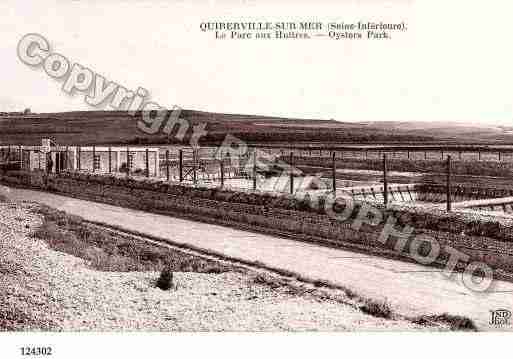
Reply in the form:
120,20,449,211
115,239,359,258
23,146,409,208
2,186,512,330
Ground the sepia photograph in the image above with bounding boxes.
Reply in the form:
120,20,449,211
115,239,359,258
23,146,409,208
1,0,512,357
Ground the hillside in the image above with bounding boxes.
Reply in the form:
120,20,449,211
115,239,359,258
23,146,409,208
362,121,513,143
0,110,438,146
11,110,513,146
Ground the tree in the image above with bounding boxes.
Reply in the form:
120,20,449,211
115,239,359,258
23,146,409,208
23,108,31,115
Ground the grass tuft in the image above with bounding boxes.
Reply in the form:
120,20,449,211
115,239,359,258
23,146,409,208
312,279,331,288
359,298,392,319
252,273,288,289
413,313,478,331
31,205,234,274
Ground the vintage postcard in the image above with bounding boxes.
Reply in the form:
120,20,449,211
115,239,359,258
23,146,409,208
1,0,512,357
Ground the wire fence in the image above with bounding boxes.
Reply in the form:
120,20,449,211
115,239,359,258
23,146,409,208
3,144,513,211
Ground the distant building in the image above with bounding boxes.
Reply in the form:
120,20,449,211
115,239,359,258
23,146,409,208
2,145,160,177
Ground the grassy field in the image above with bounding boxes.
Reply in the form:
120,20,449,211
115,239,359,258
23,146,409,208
31,205,235,274
0,110,439,145
5,110,513,146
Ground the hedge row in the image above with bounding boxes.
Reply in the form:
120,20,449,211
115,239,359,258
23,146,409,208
3,170,513,243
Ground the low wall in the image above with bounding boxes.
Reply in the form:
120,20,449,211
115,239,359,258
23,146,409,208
2,170,513,278
454,196,513,214
345,184,418,202
348,183,513,204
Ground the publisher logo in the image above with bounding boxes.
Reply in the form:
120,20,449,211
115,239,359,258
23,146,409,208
490,309,511,327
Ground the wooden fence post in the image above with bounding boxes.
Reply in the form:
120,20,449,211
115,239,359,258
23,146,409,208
77,146,81,171
64,145,68,171
92,145,96,173
332,151,336,194
108,147,112,173
289,152,294,194
238,152,243,177
55,150,59,174
383,154,388,206
220,159,224,187
253,149,257,191
165,150,170,181
193,149,197,185
126,146,130,177
179,149,183,182
446,155,452,212
145,148,149,177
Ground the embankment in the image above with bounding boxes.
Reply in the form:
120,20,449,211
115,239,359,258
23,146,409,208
1,170,513,279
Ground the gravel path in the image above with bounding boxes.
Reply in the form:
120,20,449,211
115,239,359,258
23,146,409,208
0,201,428,331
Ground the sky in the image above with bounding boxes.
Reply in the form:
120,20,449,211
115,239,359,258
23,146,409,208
1,0,513,124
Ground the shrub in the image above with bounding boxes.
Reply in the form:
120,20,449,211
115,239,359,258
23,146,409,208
252,273,287,289
312,279,331,288
156,266,174,290
359,298,392,319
